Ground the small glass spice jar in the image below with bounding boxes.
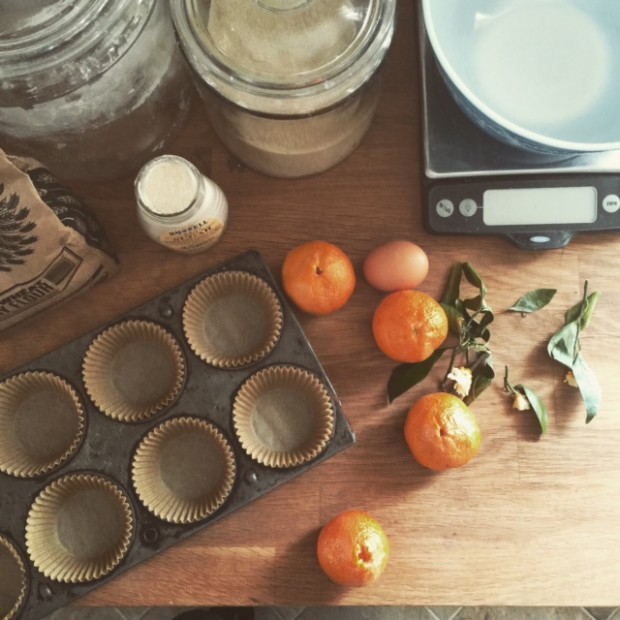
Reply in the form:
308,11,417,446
135,155,228,254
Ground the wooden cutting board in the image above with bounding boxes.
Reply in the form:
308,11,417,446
1,1,619,609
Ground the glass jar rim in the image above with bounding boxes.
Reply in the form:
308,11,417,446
171,0,396,115
0,0,154,80
135,155,204,220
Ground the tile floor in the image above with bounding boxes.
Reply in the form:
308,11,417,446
43,606,620,620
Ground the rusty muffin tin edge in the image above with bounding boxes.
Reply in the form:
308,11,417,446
0,249,356,620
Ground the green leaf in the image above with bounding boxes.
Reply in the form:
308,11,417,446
565,291,601,330
508,289,557,314
442,263,463,307
521,385,549,434
467,310,494,342
441,303,464,338
571,353,602,423
387,348,447,403
504,367,548,434
478,309,495,330
465,353,495,405
463,262,487,298
463,294,484,312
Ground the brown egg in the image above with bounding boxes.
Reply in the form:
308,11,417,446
363,240,429,292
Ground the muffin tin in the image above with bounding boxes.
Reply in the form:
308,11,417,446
0,250,355,620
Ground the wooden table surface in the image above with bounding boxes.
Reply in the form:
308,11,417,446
3,1,620,609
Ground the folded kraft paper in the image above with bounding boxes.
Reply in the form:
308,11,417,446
0,149,118,331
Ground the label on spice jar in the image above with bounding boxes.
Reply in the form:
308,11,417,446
160,218,224,254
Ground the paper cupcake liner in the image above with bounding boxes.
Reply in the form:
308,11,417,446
25,473,134,584
0,371,86,478
232,365,335,468
82,320,185,422
0,534,28,620
182,270,283,368
132,416,237,524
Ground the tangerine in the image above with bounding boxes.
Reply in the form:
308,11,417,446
372,290,448,363
282,241,356,315
317,509,390,587
404,392,481,471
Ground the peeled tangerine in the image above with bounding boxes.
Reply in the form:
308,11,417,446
363,240,429,292
317,509,390,587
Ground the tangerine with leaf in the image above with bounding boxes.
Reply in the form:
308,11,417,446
404,392,482,471
372,290,448,363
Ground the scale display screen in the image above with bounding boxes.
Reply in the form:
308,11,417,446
483,186,598,226
425,176,620,249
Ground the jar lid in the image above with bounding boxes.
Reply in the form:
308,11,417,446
172,0,396,115
0,0,154,100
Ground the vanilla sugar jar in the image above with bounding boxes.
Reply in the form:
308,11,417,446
135,155,228,255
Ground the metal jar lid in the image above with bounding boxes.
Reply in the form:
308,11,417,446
171,0,396,116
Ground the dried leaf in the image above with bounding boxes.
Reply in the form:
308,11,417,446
504,366,548,434
547,321,580,369
441,303,464,338
508,289,557,314
571,353,602,423
466,353,495,405
521,385,549,434
565,291,601,330
441,263,463,307
547,281,601,423
463,262,487,298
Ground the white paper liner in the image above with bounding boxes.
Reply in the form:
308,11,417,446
0,534,28,620
132,416,237,524
182,270,283,368
232,365,335,468
82,320,185,422
25,473,134,584
0,371,86,478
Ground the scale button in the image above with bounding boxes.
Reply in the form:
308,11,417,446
459,198,478,217
602,194,620,213
435,199,454,218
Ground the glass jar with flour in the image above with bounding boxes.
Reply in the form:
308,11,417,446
135,155,228,255
171,0,396,178
0,0,192,181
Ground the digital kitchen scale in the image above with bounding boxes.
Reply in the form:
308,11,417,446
419,14,620,250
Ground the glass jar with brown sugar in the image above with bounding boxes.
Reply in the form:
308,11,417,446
171,0,397,178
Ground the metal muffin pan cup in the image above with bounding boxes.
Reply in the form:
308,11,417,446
0,250,355,620
0,533,28,620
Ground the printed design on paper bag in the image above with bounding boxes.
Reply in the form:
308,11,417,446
27,168,117,260
0,248,82,322
0,183,38,273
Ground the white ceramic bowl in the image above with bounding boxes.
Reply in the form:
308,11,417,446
422,0,620,153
